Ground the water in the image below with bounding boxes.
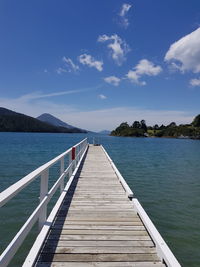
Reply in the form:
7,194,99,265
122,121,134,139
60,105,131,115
0,132,200,266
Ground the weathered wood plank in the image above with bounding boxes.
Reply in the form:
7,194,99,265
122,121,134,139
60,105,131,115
38,253,160,262
47,234,150,241
52,225,144,230
65,201,131,205
50,229,149,236
53,219,141,225
58,212,137,217
42,246,156,254
56,218,139,223
37,262,166,267
44,240,155,247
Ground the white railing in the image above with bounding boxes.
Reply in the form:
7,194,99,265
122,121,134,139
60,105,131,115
101,145,181,267
0,138,88,267
133,199,181,267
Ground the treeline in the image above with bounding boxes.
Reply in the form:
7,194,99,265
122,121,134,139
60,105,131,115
111,114,200,139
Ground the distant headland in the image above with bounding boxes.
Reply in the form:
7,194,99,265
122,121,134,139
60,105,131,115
111,115,200,139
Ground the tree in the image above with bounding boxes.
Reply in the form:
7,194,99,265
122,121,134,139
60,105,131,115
159,124,166,130
132,121,140,129
140,120,147,131
153,124,159,130
192,114,200,127
167,122,176,128
119,122,129,128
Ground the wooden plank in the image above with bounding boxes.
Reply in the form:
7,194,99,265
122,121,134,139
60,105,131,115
50,229,149,236
44,240,155,247
47,234,150,241
54,221,140,226
71,192,125,195
66,201,131,204
58,211,137,216
56,218,139,223
37,262,166,267
57,213,137,218
42,246,156,254
66,209,135,212
52,225,144,230
69,197,129,201
38,253,160,262
66,206,133,209
61,205,133,209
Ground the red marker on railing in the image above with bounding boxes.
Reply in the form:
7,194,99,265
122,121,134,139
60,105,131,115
72,147,76,160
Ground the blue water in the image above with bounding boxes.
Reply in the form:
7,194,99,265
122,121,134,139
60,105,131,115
0,133,200,266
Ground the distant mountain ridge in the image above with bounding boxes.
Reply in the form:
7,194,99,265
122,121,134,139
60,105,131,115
37,113,87,133
0,107,87,133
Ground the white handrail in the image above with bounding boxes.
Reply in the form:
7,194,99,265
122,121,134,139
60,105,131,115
23,144,88,266
0,138,88,267
101,145,180,266
133,199,181,267
0,138,87,207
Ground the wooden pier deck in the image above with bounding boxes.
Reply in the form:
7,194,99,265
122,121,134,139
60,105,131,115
0,139,180,267
36,145,165,267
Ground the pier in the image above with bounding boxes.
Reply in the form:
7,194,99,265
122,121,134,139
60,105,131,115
0,139,180,267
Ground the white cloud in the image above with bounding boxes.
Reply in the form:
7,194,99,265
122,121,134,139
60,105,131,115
104,76,121,86
0,93,194,131
190,78,200,87
98,34,130,65
19,90,90,100
98,94,107,100
78,54,103,71
165,27,200,73
126,70,146,85
119,3,132,28
120,3,131,17
62,57,79,72
126,59,162,85
56,67,67,74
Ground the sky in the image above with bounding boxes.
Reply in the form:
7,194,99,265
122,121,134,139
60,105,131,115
0,0,200,131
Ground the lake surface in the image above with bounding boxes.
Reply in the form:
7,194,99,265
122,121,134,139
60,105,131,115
0,132,200,266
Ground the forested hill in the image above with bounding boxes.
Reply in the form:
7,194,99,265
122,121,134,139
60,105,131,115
111,115,200,139
0,107,87,133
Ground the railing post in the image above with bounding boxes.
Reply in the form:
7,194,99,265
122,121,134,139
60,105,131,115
38,169,49,230
69,150,72,178
60,157,65,193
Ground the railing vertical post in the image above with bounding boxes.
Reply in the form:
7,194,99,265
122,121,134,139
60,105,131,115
77,145,80,163
60,157,65,193
38,169,49,230
69,149,72,178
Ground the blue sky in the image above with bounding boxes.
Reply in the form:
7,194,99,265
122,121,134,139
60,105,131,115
0,0,200,131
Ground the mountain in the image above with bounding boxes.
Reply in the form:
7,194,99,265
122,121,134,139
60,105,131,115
37,113,87,133
0,107,86,133
98,130,111,135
